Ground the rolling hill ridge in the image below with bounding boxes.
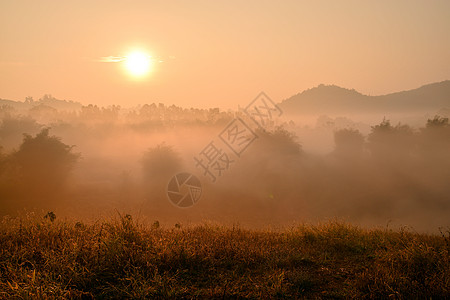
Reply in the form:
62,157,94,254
279,80,450,115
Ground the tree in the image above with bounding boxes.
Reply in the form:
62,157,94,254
141,143,182,195
333,128,365,159
418,116,450,162
367,119,415,163
0,146,18,213
228,126,303,207
13,128,80,203
140,143,183,212
426,115,449,128
254,126,303,156
0,146,10,185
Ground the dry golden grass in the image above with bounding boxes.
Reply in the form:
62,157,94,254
0,213,449,299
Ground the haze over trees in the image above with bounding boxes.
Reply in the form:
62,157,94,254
0,83,449,231
0,128,79,212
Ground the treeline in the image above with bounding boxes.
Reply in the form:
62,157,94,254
1,100,233,135
0,111,449,229
0,102,237,150
200,117,450,226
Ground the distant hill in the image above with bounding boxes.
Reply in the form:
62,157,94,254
279,81,450,115
0,95,82,112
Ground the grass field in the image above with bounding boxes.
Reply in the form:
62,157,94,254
0,213,449,299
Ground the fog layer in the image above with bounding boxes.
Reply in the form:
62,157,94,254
1,99,449,232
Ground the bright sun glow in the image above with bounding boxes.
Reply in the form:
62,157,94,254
124,51,152,77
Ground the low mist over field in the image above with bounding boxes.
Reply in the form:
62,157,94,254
1,82,449,232
2,2,450,297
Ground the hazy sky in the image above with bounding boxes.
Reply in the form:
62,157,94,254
1,0,449,109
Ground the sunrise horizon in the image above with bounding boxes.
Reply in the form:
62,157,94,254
1,1,449,298
2,1,450,108
2,79,450,111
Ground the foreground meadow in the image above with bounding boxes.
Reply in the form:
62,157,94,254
0,214,449,299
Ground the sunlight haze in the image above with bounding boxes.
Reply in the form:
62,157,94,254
1,2,450,297
1,0,449,108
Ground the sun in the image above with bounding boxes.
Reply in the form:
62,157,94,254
124,51,152,77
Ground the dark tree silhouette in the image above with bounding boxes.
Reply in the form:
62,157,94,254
225,126,304,210
13,128,80,204
418,116,450,163
333,128,365,159
255,126,303,156
367,119,415,163
140,143,183,209
426,115,449,128
141,143,182,182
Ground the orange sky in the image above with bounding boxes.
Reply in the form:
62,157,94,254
1,0,449,109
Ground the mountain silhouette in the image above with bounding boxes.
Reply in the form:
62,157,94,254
1,81,449,115
279,81,450,115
